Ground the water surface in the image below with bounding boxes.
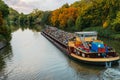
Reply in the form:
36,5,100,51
0,28,120,80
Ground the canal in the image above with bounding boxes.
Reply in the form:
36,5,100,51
0,27,120,80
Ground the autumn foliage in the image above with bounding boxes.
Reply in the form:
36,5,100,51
49,0,120,32
51,7,78,28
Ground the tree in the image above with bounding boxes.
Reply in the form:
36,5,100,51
8,8,19,24
0,11,3,25
0,0,11,42
0,0,9,25
75,16,83,31
0,0,9,18
50,9,60,26
19,13,25,25
27,14,34,25
31,9,43,24
67,17,74,28
113,11,120,24
113,23,120,32
0,26,11,42
41,11,51,25
112,11,120,32
62,3,69,8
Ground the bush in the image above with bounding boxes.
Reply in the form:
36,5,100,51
113,23,120,32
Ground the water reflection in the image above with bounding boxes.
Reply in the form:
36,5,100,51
22,25,42,32
0,45,12,79
10,24,43,33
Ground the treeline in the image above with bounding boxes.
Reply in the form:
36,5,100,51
0,0,9,25
0,0,11,42
4,0,120,33
1,0,120,41
8,0,120,32
49,0,120,32
9,8,44,25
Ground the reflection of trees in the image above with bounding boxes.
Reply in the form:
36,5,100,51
0,56,5,71
19,25,43,32
0,45,12,71
19,24,27,31
10,25,19,33
0,25,12,43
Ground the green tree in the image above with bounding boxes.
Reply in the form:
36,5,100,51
62,3,69,8
27,15,34,25
75,16,83,31
41,11,51,25
0,26,11,42
0,0,11,43
67,17,74,28
0,11,3,25
32,9,43,24
0,0,9,18
113,23,120,32
26,9,43,25
112,11,120,32
19,13,25,25
8,8,19,24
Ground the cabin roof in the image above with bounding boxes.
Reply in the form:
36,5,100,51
75,31,97,35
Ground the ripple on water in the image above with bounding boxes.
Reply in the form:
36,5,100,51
98,68,120,80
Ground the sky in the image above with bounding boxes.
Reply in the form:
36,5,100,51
4,0,79,14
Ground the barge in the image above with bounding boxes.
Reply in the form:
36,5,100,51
41,26,119,67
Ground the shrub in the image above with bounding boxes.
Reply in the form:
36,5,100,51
113,23,120,32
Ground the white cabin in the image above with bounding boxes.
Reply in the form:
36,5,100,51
75,31,97,42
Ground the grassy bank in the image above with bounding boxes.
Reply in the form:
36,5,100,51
83,27,120,40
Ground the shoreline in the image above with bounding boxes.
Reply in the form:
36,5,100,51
0,41,7,50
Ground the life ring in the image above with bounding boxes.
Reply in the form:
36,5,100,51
74,49,77,53
77,51,80,55
82,53,85,57
98,53,100,56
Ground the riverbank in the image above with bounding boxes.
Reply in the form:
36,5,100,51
83,27,120,41
0,42,7,50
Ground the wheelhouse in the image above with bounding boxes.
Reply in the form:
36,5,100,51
75,31,97,42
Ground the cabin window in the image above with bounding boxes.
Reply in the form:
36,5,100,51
85,35,97,37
